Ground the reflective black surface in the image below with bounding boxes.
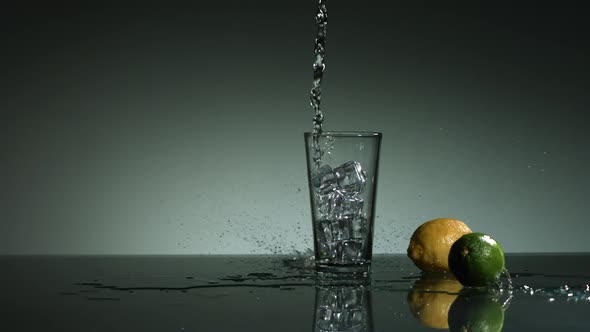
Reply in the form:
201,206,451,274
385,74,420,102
2,254,590,331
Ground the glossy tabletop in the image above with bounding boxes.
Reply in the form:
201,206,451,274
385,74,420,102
2,254,590,331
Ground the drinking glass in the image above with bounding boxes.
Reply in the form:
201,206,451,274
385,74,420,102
305,131,382,275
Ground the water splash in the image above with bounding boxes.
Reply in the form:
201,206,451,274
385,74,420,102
502,269,513,290
283,248,316,271
516,284,590,303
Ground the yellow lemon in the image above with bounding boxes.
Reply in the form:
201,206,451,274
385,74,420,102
407,218,472,272
407,275,463,329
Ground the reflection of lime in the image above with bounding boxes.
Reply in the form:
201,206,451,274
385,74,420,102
407,275,463,329
407,218,472,272
448,233,505,287
448,293,505,332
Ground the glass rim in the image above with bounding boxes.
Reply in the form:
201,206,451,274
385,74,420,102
304,131,382,137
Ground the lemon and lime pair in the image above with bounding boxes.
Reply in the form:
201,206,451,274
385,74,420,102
407,218,505,286
406,218,507,331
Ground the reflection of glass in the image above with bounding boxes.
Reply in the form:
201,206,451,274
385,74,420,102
313,283,373,332
305,132,382,275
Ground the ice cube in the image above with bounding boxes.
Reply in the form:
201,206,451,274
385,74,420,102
336,241,345,262
317,243,337,262
316,220,339,261
332,310,345,325
348,309,365,328
316,307,336,330
330,219,352,241
317,308,345,331
311,164,338,194
316,193,331,218
341,240,365,261
327,190,364,221
351,216,368,239
311,165,332,187
318,219,334,244
342,288,363,309
317,306,333,321
338,311,355,330
320,289,340,308
333,161,367,193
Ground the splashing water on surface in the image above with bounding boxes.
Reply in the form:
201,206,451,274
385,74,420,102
500,269,514,307
515,283,590,303
502,269,513,291
284,248,316,271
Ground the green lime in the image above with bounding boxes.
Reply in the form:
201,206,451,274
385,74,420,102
448,233,505,287
448,293,505,332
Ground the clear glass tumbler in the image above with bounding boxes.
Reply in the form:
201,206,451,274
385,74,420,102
304,131,382,275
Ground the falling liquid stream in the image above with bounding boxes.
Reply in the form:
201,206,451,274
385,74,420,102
310,0,328,168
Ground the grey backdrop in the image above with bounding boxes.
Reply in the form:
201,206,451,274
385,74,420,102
1,1,589,254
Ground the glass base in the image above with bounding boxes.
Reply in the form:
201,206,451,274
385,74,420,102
316,262,371,278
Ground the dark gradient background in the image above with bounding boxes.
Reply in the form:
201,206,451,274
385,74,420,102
1,1,589,254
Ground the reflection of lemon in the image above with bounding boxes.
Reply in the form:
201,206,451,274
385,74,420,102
407,275,463,329
407,218,472,272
